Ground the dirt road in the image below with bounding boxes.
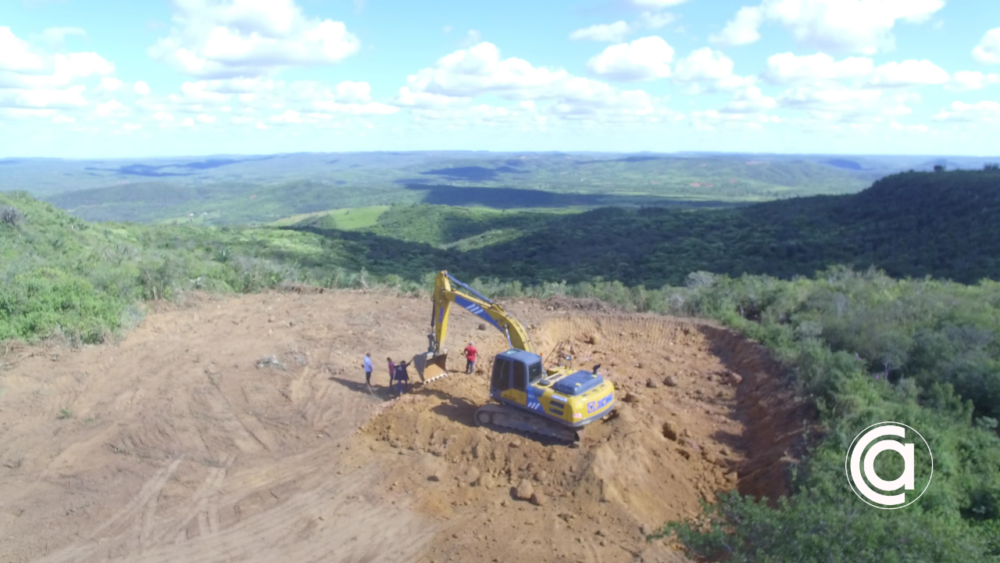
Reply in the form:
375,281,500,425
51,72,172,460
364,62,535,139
0,290,806,562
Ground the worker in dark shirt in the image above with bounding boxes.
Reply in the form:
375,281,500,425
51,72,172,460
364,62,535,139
395,361,410,394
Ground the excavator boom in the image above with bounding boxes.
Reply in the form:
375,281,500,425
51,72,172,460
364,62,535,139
416,270,616,443
420,271,534,381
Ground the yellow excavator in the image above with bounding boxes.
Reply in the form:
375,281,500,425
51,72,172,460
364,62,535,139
416,271,616,443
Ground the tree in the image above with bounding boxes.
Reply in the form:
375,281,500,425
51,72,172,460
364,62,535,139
934,164,946,172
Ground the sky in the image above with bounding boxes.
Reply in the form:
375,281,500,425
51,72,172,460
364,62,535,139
1,0,999,158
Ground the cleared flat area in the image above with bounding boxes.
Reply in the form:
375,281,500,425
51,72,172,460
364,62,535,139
0,290,801,562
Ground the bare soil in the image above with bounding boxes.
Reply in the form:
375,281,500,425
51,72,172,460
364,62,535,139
0,290,809,563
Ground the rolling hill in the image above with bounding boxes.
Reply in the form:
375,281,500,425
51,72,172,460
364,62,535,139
14,151,968,224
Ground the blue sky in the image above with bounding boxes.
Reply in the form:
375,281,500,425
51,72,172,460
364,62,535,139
2,0,999,157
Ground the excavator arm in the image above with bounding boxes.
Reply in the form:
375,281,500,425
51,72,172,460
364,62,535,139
429,271,534,355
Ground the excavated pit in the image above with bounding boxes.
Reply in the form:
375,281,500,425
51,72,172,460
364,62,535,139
0,290,812,563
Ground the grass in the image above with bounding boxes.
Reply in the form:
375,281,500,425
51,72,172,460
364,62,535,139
271,205,391,229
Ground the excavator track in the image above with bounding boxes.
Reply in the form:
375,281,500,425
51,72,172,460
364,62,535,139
473,404,580,444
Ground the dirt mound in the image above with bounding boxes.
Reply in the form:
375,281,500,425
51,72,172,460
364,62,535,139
0,292,807,563
353,315,771,562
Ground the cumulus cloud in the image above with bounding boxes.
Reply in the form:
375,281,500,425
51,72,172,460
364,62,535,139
947,71,1000,91
777,84,884,117
403,42,569,99
150,0,361,78
0,27,118,112
399,42,677,126
40,27,86,47
586,36,674,81
710,7,764,46
637,12,677,29
933,100,1000,122
764,52,873,83
569,21,631,42
868,59,949,87
712,0,945,54
674,48,752,91
134,81,151,95
627,0,688,7
974,28,1000,65
99,77,124,91
722,85,777,113
155,76,399,122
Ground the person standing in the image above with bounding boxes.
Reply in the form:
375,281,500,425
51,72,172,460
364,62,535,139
395,361,410,394
362,352,373,386
387,357,396,387
464,341,478,374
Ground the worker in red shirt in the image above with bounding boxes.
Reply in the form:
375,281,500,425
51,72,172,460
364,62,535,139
464,341,478,374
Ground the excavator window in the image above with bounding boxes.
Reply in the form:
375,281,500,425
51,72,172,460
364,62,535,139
527,361,543,383
512,361,527,391
492,358,511,391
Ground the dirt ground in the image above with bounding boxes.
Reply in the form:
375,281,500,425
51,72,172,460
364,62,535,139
0,289,809,563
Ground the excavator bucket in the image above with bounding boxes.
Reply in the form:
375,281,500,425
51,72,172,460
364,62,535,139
413,351,449,383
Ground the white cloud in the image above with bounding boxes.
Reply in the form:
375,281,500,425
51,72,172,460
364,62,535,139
96,99,126,117
403,42,569,99
99,77,123,92
0,85,88,109
569,21,631,42
974,28,1000,65
0,27,47,72
400,42,677,127
933,100,1000,122
637,12,677,29
150,0,361,78
122,122,142,131
712,0,945,54
270,109,302,123
40,27,86,47
947,71,1000,91
460,29,483,48
673,48,751,91
889,121,928,133
196,113,216,123
710,7,763,46
159,77,398,120
868,59,949,86
52,114,76,123
777,84,884,117
586,36,674,81
395,86,470,109
182,117,195,126
134,81,151,95
152,111,175,123
628,0,688,7
722,85,777,113
764,52,873,83
0,27,114,94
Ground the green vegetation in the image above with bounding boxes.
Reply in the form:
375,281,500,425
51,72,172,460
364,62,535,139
270,205,391,229
29,152,908,224
4,166,1000,560
58,408,72,420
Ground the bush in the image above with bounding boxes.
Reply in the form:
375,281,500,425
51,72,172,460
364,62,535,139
1,205,24,226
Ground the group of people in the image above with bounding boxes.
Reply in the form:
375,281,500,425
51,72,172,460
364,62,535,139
360,340,478,395
362,352,409,394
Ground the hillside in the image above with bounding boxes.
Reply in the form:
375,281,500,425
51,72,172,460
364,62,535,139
4,171,1000,561
24,152,910,224
5,170,1000,343
287,169,1000,286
